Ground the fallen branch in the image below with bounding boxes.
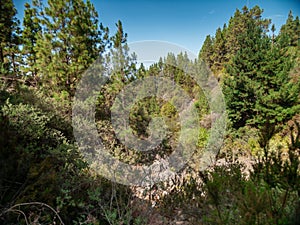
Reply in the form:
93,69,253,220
0,201,65,225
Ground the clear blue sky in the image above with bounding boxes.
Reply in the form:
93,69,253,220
13,0,300,55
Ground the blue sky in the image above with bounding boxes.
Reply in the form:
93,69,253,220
13,0,300,55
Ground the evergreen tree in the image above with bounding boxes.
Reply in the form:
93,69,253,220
147,61,161,77
21,2,41,78
163,52,177,83
0,0,20,76
211,26,227,75
253,41,300,151
199,35,214,68
225,11,243,61
271,24,276,44
224,18,300,152
225,6,270,63
176,52,190,84
110,20,136,83
136,63,146,79
280,11,300,47
97,20,136,118
223,20,269,129
34,0,108,101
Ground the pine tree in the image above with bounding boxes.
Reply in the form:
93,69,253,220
225,11,243,61
223,20,268,129
110,20,136,83
280,11,300,47
225,6,270,63
163,52,177,83
271,24,276,44
34,0,108,100
21,2,41,78
0,0,20,76
252,41,300,151
176,52,191,85
136,63,146,79
211,26,227,75
224,18,300,153
199,35,214,68
97,20,136,118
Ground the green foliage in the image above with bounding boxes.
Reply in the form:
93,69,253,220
0,0,20,75
210,26,227,75
224,6,270,63
160,160,299,225
0,2,299,224
279,11,300,47
223,18,300,143
34,0,108,101
199,35,214,68
2,100,52,143
199,5,271,76
21,2,41,77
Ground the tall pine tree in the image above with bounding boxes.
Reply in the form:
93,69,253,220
225,6,270,63
34,0,108,101
199,35,214,68
0,0,20,76
279,11,300,47
223,19,269,129
21,2,41,78
253,40,300,151
210,26,227,75
224,18,300,153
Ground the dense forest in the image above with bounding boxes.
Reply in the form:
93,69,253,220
0,0,299,224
